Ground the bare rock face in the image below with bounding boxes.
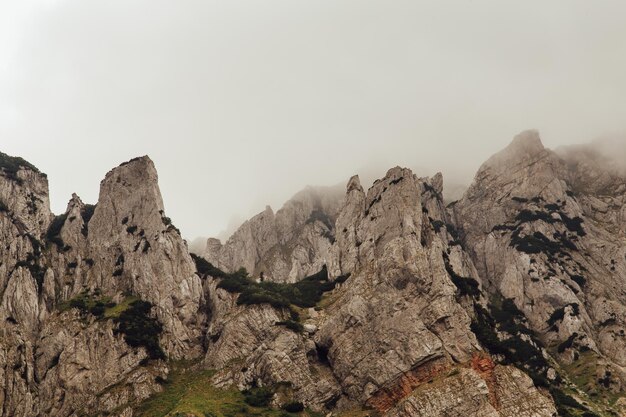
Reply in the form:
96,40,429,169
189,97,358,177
204,185,344,283
387,362,555,417
199,166,555,416
455,130,626,412
8,136,625,416
84,157,206,358
316,167,481,408
0,155,204,416
201,279,342,410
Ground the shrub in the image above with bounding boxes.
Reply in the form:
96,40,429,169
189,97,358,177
491,224,516,232
443,253,480,298
431,219,445,233
215,264,336,313
15,258,45,292
0,200,8,213
0,151,42,184
282,402,304,413
243,386,274,407
561,214,586,236
550,388,587,415
570,274,586,288
191,254,229,278
46,213,68,248
557,333,578,353
510,230,563,255
334,273,351,284
548,303,579,329
81,204,96,236
306,209,333,230
115,300,165,360
63,292,111,319
516,209,557,224
160,211,181,235
471,299,550,388
276,320,304,333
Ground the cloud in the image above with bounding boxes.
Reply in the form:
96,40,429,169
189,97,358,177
1,1,626,239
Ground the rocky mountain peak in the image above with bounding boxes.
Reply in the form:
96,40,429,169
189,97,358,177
508,128,544,153
204,184,344,282
65,192,84,212
478,129,549,177
5,134,626,416
346,174,363,193
0,153,51,236
89,156,168,246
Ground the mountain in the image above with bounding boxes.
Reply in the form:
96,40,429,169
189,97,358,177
0,132,625,417
203,184,344,283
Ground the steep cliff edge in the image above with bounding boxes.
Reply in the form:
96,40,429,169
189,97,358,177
455,130,626,415
0,154,205,416
6,134,626,416
196,166,556,417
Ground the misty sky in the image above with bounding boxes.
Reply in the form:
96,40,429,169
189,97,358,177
1,1,626,241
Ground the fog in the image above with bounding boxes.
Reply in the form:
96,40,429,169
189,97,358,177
1,1,626,242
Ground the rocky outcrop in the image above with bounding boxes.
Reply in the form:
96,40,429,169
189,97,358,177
0,155,204,416
204,185,343,283
454,130,626,413
386,361,556,417
198,166,555,416
7,131,626,417
201,279,342,410
315,167,481,409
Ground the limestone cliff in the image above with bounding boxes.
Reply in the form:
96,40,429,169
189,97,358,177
204,185,344,283
454,130,626,415
5,133,626,417
0,154,205,416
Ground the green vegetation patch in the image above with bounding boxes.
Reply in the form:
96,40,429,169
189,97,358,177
46,213,68,248
135,365,314,417
115,300,165,360
80,204,97,236
59,290,132,319
470,298,602,416
192,255,338,325
0,151,43,183
60,292,163,359
562,350,624,413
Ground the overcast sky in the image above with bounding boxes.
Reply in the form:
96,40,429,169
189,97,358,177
1,1,626,241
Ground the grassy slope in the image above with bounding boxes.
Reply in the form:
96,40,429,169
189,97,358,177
134,363,375,417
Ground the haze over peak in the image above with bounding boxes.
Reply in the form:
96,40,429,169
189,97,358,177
3,1,626,239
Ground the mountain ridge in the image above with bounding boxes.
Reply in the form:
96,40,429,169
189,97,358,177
1,131,625,416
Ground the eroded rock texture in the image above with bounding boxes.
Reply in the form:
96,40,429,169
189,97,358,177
203,185,344,283
0,155,205,416
455,131,626,408
6,131,626,417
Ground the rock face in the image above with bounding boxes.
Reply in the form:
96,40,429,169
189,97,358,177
0,155,205,416
204,185,344,283
199,166,556,416
387,362,555,417
5,131,626,417
316,167,479,405
455,130,626,414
